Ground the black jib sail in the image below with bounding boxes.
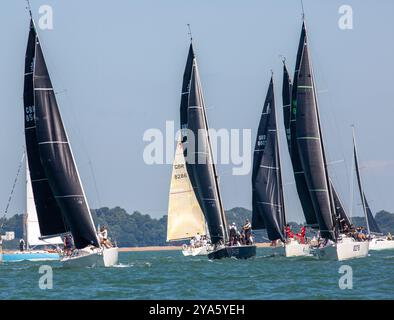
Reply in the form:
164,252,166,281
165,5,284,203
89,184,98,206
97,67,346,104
24,20,68,237
252,76,286,242
294,21,336,240
284,35,318,227
331,181,352,232
28,20,99,249
180,44,227,245
352,130,382,234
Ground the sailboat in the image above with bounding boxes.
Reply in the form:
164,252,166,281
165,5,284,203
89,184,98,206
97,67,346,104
252,74,310,257
23,14,118,267
167,136,213,256
179,43,256,260
1,160,62,262
352,128,394,251
289,20,368,261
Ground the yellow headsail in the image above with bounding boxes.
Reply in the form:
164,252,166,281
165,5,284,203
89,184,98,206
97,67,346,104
167,136,206,241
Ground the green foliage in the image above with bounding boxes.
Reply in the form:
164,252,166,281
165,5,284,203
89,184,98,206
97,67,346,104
2,208,394,248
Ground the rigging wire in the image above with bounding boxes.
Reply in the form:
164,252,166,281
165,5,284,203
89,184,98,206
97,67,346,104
0,152,26,233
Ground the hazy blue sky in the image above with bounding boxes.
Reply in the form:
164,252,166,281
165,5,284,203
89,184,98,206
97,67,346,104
1,0,393,223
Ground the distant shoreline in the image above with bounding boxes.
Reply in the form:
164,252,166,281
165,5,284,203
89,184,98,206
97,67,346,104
119,242,271,252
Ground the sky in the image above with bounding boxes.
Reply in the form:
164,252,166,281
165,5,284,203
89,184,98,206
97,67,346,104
0,0,393,223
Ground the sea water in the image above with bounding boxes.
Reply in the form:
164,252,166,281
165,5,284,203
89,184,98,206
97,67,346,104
0,248,393,300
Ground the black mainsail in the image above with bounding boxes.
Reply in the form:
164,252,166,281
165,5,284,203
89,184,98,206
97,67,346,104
294,21,336,240
180,44,227,245
24,20,68,237
252,76,286,242
25,19,99,249
352,129,382,234
284,39,318,227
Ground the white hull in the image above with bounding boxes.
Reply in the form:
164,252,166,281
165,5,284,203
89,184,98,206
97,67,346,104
314,237,369,261
61,247,118,268
270,240,311,257
285,240,311,257
369,237,394,251
182,245,212,256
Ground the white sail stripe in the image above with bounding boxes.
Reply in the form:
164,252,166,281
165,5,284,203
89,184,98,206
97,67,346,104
170,189,193,195
257,201,281,207
297,136,320,140
260,165,279,170
34,88,54,91
202,198,217,201
294,171,304,174
25,126,36,130
55,195,84,199
193,151,209,155
182,92,189,95
24,72,33,75
189,106,203,109
283,104,291,107
268,129,277,132
38,141,68,145
309,189,328,192
31,178,48,182
290,119,296,122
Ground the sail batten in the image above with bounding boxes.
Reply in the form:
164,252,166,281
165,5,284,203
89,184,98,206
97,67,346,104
252,77,286,242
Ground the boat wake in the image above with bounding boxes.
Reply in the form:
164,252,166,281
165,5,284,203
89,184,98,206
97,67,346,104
112,263,134,268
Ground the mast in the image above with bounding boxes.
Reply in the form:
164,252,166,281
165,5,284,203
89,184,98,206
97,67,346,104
352,127,369,233
352,127,382,234
252,75,286,242
180,43,227,245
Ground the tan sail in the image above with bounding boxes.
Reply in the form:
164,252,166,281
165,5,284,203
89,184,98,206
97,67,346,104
167,137,206,241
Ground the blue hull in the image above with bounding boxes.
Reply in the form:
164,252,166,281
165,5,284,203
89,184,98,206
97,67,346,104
2,251,60,262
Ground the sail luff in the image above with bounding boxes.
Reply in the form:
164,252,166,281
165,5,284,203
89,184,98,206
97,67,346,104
32,29,99,249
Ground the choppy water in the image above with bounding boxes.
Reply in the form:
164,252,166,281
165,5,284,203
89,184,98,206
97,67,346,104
1,248,393,300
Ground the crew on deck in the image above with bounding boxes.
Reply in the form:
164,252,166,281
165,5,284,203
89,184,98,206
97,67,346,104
242,219,252,245
63,234,73,255
19,238,25,252
98,226,113,248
